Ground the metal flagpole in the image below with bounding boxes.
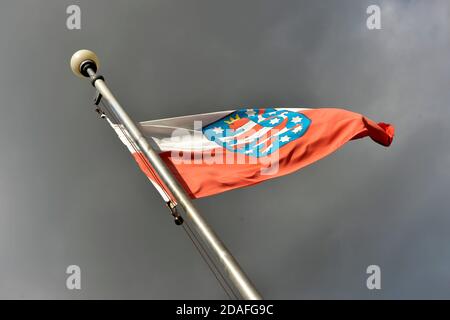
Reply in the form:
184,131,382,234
70,50,262,300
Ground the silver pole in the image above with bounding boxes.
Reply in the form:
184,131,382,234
70,50,262,300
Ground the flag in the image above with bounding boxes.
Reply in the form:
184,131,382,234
111,108,394,200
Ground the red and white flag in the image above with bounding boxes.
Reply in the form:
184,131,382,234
110,107,394,201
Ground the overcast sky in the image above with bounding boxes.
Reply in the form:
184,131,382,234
0,0,449,299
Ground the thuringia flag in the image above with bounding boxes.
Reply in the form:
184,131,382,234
111,108,394,201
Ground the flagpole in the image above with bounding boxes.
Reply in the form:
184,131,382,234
70,50,262,300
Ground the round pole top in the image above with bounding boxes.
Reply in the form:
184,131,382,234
70,49,100,77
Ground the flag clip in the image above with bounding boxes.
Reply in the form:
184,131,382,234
166,201,184,226
93,91,106,119
93,90,103,106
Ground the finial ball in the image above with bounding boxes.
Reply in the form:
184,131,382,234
70,50,100,77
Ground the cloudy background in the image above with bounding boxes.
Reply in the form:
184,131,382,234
0,0,449,299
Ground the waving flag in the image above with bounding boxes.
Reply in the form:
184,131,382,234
111,108,394,200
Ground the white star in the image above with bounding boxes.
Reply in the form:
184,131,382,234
269,118,280,125
280,135,290,143
291,116,302,124
246,109,256,116
212,127,224,135
292,125,303,133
